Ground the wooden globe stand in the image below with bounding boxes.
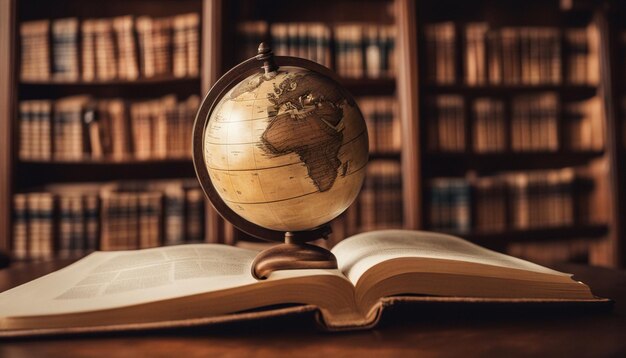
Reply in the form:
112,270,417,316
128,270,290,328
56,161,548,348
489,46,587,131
251,225,337,280
193,43,356,281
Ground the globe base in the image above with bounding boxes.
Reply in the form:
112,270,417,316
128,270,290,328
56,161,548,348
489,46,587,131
251,225,338,280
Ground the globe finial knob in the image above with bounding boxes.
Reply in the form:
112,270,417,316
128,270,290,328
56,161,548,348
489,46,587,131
256,42,278,74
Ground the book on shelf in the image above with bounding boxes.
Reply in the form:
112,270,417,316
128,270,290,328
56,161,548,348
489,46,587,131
11,195,29,261
428,178,471,233
0,230,607,337
563,96,604,151
20,20,51,82
10,180,207,261
427,93,604,153
270,22,332,68
565,25,599,85
12,193,55,262
262,21,396,78
465,23,488,86
472,97,505,153
53,95,90,161
427,167,595,234
425,22,599,86
51,18,80,81
473,176,507,232
112,16,140,80
21,13,199,83
357,160,403,230
81,19,96,81
93,19,119,81
237,21,268,61
18,95,199,161
335,23,396,79
424,22,456,84
18,100,52,161
426,95,465,152
358,96,401,153
511,92,559,152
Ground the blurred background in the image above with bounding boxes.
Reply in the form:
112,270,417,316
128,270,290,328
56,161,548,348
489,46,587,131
0,0,624,269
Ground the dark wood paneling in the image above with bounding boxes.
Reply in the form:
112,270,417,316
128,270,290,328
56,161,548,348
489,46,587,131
0,0,15,254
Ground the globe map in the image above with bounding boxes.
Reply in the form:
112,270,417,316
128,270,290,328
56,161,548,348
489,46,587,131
203,66,369,232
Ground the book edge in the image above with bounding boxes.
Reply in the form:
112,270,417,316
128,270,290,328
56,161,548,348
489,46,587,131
0,296,612,337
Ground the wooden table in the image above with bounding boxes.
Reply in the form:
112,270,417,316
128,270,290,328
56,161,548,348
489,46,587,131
1,261,625,357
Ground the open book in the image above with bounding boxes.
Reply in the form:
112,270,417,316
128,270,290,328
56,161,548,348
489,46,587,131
0,230,606,336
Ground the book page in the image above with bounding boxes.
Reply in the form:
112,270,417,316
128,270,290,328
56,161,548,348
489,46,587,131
0,244,264,317
332,230,570,285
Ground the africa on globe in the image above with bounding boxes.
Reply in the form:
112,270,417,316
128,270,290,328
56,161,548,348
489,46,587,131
202,65,369,232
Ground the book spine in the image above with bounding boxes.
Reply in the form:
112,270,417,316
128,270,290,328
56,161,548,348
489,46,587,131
185,188,204,243
12,194,29,261
84,194,100,252
93,19,118,81
20,20,50,81
70,195,85,257
58,196,72,258
112,16,139,80
52,18,79,81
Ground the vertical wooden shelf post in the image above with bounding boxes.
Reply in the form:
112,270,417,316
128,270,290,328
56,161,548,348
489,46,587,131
0,0,15,255
396,0,421,229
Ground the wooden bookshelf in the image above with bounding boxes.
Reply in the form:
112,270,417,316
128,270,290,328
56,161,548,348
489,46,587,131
462,224,609,251
212,0,415,243
0,0,216,258
414,0,619,266
1,0,626,268
423,84,598,99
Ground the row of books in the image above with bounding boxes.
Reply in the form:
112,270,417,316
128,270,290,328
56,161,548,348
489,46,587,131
12,180,205,261
428,168,592,233
237,21,396,78
563,96,604,151
20,13,199,82
18,95,199,161
356,160,403,230
334,24,396,79
511,93,558,152
359,97,401,153
272,22,332,69
425,22,599,85
426,93,604,153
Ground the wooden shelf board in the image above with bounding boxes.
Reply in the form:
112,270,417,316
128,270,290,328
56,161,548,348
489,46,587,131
341,78,396,95
422,84,597,98
369,151,401,160
19,158,192,165
19,76,200,87
19,77,201,100
423,151,605,176
455,224,609,250
16,160,196,188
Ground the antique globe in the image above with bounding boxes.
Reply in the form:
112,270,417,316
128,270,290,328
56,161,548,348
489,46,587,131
193,43,368,279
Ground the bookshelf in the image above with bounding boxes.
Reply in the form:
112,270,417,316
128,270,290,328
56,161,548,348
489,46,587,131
0,0,218,260
414,0,616,265
212,0,417,244
1,0,625,268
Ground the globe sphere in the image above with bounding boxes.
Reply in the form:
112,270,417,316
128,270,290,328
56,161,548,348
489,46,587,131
202,66,368,232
